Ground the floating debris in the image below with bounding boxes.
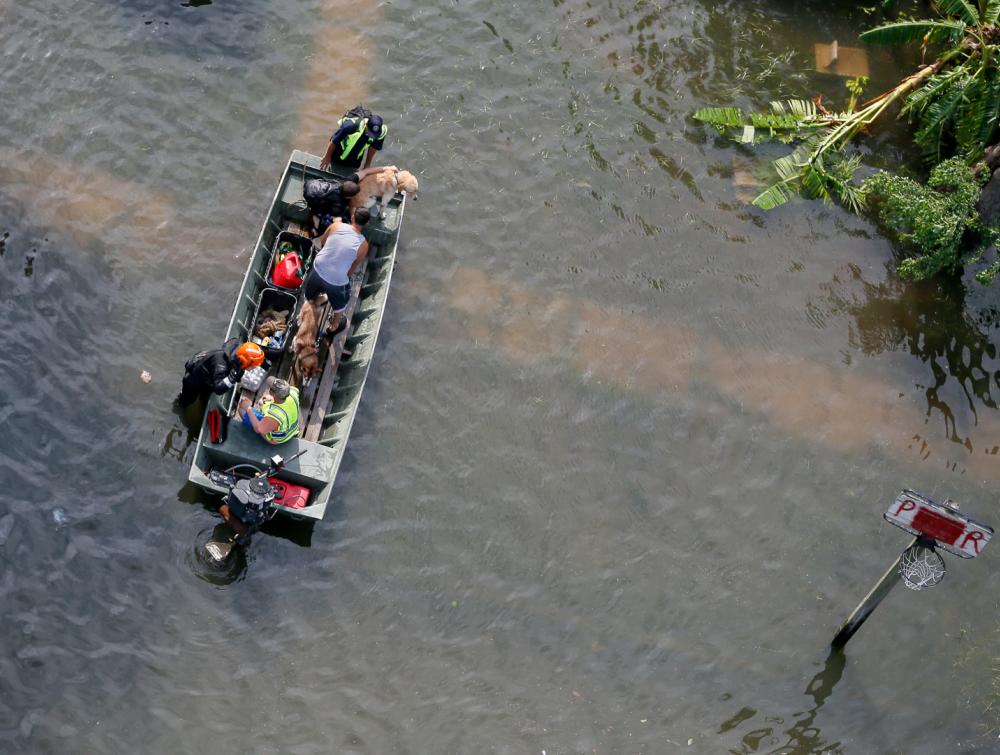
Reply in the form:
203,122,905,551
814,40,869,78
140,370,152,383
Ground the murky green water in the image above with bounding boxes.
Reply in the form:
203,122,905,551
2,1,1000,752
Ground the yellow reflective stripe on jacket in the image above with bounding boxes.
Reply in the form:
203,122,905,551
263,388,300,444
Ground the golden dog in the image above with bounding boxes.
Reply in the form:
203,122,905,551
292,297,324,382
351,167,419,219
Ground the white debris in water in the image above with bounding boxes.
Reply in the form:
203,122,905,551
140,370,152,383
52,508,68,526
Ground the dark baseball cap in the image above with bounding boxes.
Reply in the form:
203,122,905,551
366,114,383,136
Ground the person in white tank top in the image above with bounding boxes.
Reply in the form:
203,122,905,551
304,207,371,334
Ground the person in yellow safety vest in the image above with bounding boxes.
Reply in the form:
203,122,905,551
238,377,300,444
320,113,388,171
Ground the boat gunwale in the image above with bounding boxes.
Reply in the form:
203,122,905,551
310,193,405,493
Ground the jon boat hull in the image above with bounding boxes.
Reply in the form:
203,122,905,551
187,150,404,520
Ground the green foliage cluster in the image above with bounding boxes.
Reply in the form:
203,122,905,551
862,158,1000,282
861,0,1000,163
694,79,899,212
694,0,1000,283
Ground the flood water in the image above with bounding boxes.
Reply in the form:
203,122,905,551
2,0,1000,752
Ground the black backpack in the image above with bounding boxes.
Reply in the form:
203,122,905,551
343,104,372,122
303,178,342,214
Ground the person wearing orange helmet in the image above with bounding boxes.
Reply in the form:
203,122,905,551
178,339,264,407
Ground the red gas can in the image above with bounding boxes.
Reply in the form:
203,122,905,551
272,251,305,289
268,477,311,509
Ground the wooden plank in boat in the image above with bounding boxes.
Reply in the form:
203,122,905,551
303,269,365,440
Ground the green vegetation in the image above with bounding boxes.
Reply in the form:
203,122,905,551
693,0,1000,283
861,0,1000,162
863,158,999,282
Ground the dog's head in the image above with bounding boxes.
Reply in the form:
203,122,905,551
295,345,322,379
301,356,321,379
396,170,419,201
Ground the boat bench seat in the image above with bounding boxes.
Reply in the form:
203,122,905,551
203,419,338,489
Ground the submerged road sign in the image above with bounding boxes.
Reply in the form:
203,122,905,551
831,489,994,649
884,490,993,559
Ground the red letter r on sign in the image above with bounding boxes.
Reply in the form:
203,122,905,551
959,531,985,556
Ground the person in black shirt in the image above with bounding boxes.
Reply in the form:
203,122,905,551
307,165,397,236
179,341,264,407
320,113,388,171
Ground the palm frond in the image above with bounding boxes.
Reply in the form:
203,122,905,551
978,67,1000,149
860,19,966,45
839,181,866,214
937,0,980,24
801,154,865,211
800,163,834,203
692,107,746,129
773,138,820,180
901,65,971,117
913,77,970,161
752,182,797,210
778,99,818,118
748,112,814,131
694,100,839,144
983,0,1000,24
957,68,1000,154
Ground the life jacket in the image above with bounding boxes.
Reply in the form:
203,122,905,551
262,387,300,444
335,116,388,166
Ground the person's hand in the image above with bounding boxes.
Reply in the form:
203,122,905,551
319,159,331,172
238,398,250,415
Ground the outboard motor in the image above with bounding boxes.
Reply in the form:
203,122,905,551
226,476,277,540
204,450,307,561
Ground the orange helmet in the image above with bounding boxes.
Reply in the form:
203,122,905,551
235,342,265,369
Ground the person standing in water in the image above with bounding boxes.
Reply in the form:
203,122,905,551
179,341,264,407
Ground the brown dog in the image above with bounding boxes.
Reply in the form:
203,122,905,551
351,167,419,218
292,298,324,382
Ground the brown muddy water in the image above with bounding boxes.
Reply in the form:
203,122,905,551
2,0,1000,752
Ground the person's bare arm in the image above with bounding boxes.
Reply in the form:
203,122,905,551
238,398,279,439
363,147,378,169
320,142,336,172
248,412,279,439
349,240,370,277
355,165,397,181
219,504,249,538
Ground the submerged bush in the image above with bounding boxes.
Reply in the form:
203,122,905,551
861,158,1000,283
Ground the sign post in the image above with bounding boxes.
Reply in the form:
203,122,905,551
830,490,993,649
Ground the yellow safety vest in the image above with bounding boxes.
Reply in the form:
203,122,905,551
262,387,300,444
336,117,388,166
